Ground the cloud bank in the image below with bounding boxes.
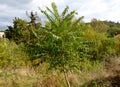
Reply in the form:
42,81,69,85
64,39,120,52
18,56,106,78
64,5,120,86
0,0,120,29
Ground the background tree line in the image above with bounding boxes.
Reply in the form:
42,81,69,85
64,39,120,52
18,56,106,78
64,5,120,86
4,2,120,71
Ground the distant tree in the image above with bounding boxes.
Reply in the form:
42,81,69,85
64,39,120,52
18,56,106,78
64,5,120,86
6,11,42,44
105,21,120,37
91,18,109,33
26,11,42,28
6,18,30,44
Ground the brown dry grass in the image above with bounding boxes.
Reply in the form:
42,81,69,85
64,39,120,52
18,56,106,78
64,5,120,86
0,57,120,87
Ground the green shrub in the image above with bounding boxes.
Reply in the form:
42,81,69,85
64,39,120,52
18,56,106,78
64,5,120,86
0,38,29,68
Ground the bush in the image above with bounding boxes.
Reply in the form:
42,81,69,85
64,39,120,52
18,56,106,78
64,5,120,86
0,38,29,68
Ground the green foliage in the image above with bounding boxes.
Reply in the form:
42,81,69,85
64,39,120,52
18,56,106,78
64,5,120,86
90,18,109,33
5,2,120,70
0,38,29,68
90,20,120,37
77,26,120,61
1,2,120,87
107,26,120,37
6,18,30,44
26,11,41,28
103,21,120,37
27,2,86,71
29,2,120,71
39,2,82,34
6,12,42,44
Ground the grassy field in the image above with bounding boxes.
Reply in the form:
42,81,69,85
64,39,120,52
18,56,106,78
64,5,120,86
0,38,120,87
0,55,120,87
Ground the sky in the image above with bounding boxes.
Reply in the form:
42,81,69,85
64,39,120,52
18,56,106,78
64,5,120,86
0,0,120,29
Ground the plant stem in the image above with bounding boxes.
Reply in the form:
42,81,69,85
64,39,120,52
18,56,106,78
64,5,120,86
63,69,71,87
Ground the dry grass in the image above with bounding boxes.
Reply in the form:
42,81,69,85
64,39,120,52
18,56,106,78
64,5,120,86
0,57,120,87
0,63,66,87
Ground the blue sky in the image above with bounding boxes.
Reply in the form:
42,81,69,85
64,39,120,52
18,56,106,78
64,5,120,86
0,0,120,29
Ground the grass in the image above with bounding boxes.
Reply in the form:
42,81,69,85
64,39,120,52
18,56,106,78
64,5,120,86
0,38,120,87
0,60,114,87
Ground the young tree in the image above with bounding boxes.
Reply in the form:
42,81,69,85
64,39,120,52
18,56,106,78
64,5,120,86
31,2,85,87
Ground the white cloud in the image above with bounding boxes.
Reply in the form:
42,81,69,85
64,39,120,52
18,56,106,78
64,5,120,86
27,0,120,22
0,0,120,29
77,0,120,22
